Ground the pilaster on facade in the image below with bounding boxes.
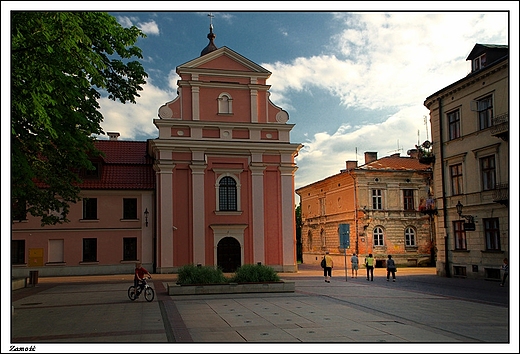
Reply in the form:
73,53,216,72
191,85,200,121
190,163,207,266
250,164,266,265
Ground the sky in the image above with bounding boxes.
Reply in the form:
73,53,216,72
2,3,518,198
2,2,520,353
95,8,515,196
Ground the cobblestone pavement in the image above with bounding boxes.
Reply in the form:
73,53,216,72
6,266,518,353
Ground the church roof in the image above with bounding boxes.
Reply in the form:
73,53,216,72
79,140,155,190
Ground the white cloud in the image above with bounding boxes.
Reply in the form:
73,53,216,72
116,16,133,28
295,105,430,189
262,12,509,190
98,79,176,140
138,20,160,35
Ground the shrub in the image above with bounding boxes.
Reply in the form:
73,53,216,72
228,264,281,283
176,264,227,285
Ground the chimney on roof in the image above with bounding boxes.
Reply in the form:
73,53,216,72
407,148,419,159
345,160,358,171
364,152,378,164
108,132,120,141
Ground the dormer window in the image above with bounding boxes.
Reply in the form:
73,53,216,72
472,53,486,72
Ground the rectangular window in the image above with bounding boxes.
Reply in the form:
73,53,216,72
123,237,138,261
403,189,414,210
448,110,461,140
83,198,98,220
372,189,382,210
12,240,25,265
453,220,467,250
48,239,64,263
480,156,496,191
483,218,500,251
123,198,138,220
450,164,463,195
82,238,97,262
477,95,493,130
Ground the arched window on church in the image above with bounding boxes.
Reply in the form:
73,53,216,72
218,176,237,211
218,93,233,114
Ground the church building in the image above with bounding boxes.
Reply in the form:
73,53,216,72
149,23,302,273
11,24,302,277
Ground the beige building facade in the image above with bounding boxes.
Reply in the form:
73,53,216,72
424,43,509,279
296,151,434,269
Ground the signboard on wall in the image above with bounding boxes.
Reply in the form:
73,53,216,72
464,222,476,231
338,223,350,250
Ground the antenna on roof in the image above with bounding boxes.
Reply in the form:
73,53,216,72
423,115,429,141
388,140,403,154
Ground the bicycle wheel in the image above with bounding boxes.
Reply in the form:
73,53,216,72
128,286,137,301
144,287,155,302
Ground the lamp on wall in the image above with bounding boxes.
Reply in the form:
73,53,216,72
144,208,149,227
455,201,474,223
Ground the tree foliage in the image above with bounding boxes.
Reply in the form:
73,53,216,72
11,12,148,225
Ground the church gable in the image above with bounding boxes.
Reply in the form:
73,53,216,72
179,47,270,75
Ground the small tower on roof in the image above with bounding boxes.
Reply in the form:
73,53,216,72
201,13,218,56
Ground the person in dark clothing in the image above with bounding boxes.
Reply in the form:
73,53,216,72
500,258,508,287
386,255,396,282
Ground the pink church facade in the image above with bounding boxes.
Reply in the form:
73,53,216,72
11,27,301,277
149,28,302,273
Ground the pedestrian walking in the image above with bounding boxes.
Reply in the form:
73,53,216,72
323,251,333,283
350,253,359,278
500,257,508,287
365,253,375,281
386,255,396,282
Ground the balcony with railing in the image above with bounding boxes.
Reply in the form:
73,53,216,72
490,112,508,141
492,183,508,206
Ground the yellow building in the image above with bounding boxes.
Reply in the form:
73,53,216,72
424,43,509,279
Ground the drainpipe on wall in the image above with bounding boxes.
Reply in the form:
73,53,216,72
438,97,450,278
353,174,360,256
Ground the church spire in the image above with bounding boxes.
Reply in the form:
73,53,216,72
201,13,218,56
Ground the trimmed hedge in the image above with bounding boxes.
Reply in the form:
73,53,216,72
176,263,280,285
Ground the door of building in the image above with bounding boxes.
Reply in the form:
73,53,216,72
217,236,241,272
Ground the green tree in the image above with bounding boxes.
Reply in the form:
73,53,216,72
11,12,148,225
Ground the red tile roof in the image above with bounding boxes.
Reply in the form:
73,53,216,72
360,154,431,171
79,140,155,190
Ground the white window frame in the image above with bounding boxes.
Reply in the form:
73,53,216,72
373,227,384,246
214,170,242,214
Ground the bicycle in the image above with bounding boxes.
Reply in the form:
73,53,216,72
128,276,155,302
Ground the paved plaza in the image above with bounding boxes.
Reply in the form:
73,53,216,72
6,265,518,352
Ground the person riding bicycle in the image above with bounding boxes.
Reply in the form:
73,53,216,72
134,262,151,297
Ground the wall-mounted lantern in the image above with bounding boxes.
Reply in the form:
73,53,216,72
144,208,149,227
456,201,475,231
